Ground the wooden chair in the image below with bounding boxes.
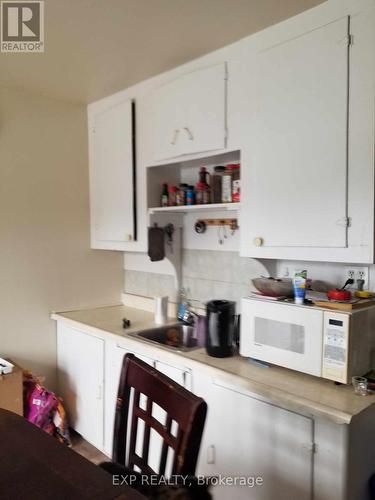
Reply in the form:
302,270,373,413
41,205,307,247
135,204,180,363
110,353,207,477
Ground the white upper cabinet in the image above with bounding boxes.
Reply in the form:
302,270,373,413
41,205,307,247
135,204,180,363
88,98,136,249
150,63,227,162
241,2,375,262
253,17,349,249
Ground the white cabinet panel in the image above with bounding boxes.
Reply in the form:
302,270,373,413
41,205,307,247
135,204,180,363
196,376,313,500
57,324,104,451
243,16,350,255
150,78,183,161
182,63,227,156
89,98,135,246
155,360,192,390
151,63,227,162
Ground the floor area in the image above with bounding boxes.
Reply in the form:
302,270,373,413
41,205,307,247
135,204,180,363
70,430,108,465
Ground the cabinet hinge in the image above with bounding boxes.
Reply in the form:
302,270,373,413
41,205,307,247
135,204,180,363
339,34,353,47
336,217,351,228
302,442,317,453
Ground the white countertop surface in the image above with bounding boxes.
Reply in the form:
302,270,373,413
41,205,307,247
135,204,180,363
51,303,375,425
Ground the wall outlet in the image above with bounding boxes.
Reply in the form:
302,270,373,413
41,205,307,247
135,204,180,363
344,266,369,290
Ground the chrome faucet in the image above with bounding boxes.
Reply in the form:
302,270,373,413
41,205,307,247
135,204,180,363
180,298,201,325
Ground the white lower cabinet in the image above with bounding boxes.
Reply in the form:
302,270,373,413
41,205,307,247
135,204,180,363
155,360,192,391
56,322,375,499
57,323,105,451
57,325,312,498
194,376,313,500
57,325,313,499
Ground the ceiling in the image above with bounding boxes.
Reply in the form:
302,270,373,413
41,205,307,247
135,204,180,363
0,0,324,104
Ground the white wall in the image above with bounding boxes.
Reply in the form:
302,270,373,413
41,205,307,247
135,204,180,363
0,87,123,388
276,260,375,289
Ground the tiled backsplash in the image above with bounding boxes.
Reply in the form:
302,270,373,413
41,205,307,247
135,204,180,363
124,250,277,308
124,251,375,310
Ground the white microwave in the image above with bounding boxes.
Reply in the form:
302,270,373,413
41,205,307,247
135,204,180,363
240,297,375,384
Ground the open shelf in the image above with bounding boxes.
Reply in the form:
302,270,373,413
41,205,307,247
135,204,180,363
149,203,241,214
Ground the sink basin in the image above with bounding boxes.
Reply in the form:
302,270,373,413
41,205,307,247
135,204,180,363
130,323,199,351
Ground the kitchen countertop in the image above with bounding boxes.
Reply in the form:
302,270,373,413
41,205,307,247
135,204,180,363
51,304,375,425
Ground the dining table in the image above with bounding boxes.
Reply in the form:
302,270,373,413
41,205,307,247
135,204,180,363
0,408,145,499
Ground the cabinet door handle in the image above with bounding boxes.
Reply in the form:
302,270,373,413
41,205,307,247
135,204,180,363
96,384,103,400
170,128,180,145
183,127,194,141
207,445,215,464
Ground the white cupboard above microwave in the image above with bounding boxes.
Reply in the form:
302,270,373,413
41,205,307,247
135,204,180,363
150,63,228,163
240,5,375,263
88,98,137,250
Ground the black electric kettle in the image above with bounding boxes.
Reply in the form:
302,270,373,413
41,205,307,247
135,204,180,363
205,300,236,358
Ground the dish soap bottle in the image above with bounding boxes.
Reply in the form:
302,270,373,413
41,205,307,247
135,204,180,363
177,287,188,321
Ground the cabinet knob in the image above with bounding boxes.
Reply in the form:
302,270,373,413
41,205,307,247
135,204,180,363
125,234,133,242
253,237,263,247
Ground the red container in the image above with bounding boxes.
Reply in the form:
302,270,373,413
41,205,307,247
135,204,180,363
327,289,351,301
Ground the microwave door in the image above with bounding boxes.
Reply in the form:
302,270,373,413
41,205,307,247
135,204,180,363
241,300,324,377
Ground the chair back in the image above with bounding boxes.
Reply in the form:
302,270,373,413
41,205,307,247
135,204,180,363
112,353,207,477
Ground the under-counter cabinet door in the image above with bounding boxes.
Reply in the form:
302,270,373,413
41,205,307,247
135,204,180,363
197,379,313,500
154,360,192,390
151,63,227,162
89,98,136,248
57,324,104,451
243,17,350,253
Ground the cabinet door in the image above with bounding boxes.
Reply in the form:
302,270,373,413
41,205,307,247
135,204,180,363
57,324,104,451
246,17,349,251
104,342,154,457
196,377,313,500
89,98,135,246
151,78,183,161
182,63,227,156
151,63,227,162
155,360,192,390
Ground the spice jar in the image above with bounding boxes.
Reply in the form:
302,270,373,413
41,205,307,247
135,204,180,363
230,163,240,202
211,166,225,203
176,184,187,206
168,185,177,206
222,166,233,203
195,182,210,204
186,186,195,205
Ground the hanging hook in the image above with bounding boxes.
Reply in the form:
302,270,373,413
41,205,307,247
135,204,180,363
217,225,223,245
223,222,228,239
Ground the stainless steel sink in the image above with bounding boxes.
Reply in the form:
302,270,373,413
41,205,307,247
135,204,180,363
130,323,199,351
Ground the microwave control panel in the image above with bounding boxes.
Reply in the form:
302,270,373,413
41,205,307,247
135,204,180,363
322,312,349,383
